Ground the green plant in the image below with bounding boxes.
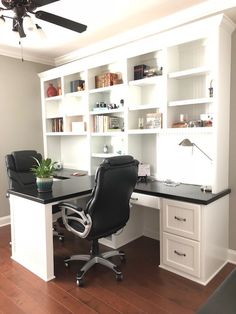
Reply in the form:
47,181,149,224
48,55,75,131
31,157,57,178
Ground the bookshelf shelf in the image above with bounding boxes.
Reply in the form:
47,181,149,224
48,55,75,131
129,76,162,86
90,108,124,115
45,95,63,102
91,132,124,137
89,84,125,94
168,67,210,79
168,97,214,107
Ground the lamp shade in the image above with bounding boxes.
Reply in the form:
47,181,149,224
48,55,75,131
179,138,193,147
24,15,36,31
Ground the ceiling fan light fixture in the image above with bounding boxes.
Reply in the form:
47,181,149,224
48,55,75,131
0,0,87,39
35,23,46,40
24,14,36,32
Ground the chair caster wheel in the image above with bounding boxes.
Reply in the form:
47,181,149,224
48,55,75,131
116,273,123,281
58,235,64,241
120,255,126,263
76,278,84,287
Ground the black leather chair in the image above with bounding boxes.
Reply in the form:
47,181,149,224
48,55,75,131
59,155,139,286
5,150,64,241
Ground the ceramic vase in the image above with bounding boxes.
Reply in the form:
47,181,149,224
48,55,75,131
47,83,58,97
36,177,53,193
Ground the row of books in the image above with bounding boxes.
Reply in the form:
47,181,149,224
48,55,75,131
51,118,63,132
93,115,123,133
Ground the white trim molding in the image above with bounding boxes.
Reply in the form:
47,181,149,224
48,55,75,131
228,249,236,264
0,215,10,227
55,0,236,66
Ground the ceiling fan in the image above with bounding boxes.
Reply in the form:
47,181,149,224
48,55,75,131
0,0,87,38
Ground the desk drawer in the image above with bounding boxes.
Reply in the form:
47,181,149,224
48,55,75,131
163,199,200,241
131,192,160,209
163,232,200,277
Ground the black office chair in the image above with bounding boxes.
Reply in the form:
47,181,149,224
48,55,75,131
5,150,64,241
59,155,139,286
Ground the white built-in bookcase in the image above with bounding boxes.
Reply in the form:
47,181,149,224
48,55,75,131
39,14,235,193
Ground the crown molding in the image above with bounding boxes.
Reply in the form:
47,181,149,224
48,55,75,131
0,46,55,65
55,0,236,66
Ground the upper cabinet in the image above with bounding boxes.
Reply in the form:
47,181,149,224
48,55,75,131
166,39,214,129
167,38,214,127
127,50,165,132
39,14,235,193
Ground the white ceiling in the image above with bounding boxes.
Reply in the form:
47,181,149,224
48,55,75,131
0,0,236,65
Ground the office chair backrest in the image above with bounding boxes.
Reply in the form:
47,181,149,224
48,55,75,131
5,150,42,189
85,155,139,240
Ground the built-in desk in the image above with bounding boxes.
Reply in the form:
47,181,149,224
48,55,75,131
7,172,230,285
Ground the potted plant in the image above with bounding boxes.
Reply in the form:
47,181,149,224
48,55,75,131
31,157,57,192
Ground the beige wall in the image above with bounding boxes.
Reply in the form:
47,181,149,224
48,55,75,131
229,31,236,250
0,55,50,217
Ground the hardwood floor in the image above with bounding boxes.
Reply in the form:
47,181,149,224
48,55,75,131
0,225,235,314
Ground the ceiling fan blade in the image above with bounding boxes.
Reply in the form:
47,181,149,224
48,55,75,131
35,11,87,33
33,0,60,8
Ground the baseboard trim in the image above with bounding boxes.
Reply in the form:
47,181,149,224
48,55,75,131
0,215,10,227
228,249,236,264
143,229,159,241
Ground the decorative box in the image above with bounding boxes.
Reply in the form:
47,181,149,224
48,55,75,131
134,64,150,80
95,73,119,88
70,80,85,92
146,113,162,129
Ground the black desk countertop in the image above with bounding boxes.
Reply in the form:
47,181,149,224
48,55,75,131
135,180,230,205
7,169,230,206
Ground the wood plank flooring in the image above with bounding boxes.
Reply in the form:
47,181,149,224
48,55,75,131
0,225,235,314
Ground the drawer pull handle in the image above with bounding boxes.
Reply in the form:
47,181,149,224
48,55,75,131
131,197,138,201
174,216,186,222
174,250,186,257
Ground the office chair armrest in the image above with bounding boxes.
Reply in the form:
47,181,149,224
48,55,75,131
59,202,92,238
59,201,84,212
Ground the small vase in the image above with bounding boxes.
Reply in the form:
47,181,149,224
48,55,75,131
47,83,58,97
36,177,53,193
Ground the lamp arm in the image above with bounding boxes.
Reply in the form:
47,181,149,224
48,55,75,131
193,143,212,161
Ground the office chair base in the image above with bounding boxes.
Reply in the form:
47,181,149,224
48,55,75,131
53,230,64,241
53,224,64,241
64,249,125,287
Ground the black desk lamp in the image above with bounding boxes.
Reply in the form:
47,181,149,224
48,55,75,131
179,138,212,192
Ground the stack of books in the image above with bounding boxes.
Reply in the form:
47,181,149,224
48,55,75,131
51,118,63,132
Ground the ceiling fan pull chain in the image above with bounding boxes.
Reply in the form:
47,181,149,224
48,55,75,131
19,40,24,62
